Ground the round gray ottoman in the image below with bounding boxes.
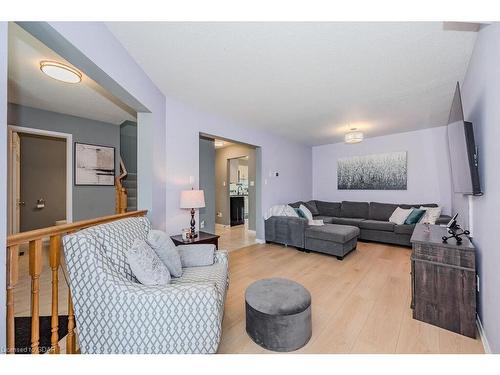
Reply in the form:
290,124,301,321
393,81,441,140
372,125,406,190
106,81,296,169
245,278,312,352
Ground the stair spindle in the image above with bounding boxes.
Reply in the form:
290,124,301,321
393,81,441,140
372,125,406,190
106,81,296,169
66,291,76,354
29,239,43,354
49,235,61,353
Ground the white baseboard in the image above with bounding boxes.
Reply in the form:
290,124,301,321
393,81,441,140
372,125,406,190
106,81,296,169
255,239,265,244
477,315,492,354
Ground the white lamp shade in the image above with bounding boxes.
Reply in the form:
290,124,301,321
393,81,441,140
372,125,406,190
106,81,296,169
180,189,205,209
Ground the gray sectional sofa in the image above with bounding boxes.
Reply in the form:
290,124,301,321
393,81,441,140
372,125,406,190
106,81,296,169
265,200,451,252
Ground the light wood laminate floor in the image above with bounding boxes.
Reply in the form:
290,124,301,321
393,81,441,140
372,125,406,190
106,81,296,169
215,223,257,252
13,238,484,354
218,242,484,354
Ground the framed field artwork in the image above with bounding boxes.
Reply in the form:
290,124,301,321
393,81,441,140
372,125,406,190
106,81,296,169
337,151,407,190
74,142,115,186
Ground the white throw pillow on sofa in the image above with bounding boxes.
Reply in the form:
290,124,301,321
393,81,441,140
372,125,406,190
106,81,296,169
419,206,442,225
389,207,413,225
283,205,299,217
299,204,314,221
126,238,171,286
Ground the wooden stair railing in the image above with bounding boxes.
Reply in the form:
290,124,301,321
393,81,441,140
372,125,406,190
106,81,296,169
6,210,148,354
115,159,128,214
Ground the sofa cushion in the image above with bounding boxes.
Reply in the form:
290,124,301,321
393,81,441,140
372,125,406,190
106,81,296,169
315,201,341,217
394,224,416,235
288,201,304,209
305,224,360,243
369,202,399,221
436,215,452,225
359,220,395,232
304,200,320,216
399,203,438,209
313,215,334,224
171,262,228,301
340,201,369,219
331,217,364,226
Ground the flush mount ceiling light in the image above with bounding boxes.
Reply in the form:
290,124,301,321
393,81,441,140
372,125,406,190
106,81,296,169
40,61,82,83
344,128,364,144
214,140,225,148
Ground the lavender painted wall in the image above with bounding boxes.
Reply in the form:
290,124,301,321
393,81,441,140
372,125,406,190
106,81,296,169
313,126,452,213
0,21,8,351
165,97,312,240
459,23,500,353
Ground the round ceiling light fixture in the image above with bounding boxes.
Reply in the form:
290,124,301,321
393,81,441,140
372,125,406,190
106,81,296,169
40,61,82,83
344,128,364,144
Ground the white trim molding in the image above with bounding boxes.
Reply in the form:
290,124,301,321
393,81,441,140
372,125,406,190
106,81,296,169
477,315,492,354
7,125,73,226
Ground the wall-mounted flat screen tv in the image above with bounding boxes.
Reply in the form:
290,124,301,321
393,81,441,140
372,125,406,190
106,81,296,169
447,82,482,196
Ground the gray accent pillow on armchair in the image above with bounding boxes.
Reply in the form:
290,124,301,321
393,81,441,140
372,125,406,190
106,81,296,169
147,230,183,277
125,239,171,286
177,244,215,268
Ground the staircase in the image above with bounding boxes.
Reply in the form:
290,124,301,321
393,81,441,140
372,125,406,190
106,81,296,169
122,173,137,212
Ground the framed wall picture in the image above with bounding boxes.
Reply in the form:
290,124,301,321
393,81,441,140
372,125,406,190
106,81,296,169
337,151,407,190
75,142,115,186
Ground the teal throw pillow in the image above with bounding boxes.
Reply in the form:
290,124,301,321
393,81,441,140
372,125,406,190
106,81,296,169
404,209,426,225
294,208,306,218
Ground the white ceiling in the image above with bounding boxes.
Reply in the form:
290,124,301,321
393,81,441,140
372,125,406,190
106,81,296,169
8,23,136,125
107,22,477,145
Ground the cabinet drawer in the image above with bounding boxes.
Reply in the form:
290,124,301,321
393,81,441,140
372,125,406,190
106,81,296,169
413,243,475,269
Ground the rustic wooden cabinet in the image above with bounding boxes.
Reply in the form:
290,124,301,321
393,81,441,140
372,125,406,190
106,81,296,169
410,224,477,338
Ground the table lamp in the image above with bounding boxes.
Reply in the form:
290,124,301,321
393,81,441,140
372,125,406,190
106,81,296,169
180,189,205,239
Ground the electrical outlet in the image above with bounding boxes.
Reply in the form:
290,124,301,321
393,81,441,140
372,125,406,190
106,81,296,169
200,220,205,229
217,212,222,217
477,274,480,292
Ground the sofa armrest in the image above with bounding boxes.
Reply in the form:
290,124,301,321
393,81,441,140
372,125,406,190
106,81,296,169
177,244,215,267
214,250,228,266
264,216,307,247
436,215,452,225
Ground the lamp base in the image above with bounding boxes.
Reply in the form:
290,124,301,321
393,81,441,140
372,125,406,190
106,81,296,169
190,208,197,239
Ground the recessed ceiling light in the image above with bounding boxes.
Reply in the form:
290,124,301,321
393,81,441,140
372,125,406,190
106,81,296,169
40,61,82,84
345,128,364,144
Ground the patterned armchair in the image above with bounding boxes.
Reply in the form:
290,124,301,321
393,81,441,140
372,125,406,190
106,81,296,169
62,217,229,354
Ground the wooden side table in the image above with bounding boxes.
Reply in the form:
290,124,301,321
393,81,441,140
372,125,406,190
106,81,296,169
170,231,220,250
